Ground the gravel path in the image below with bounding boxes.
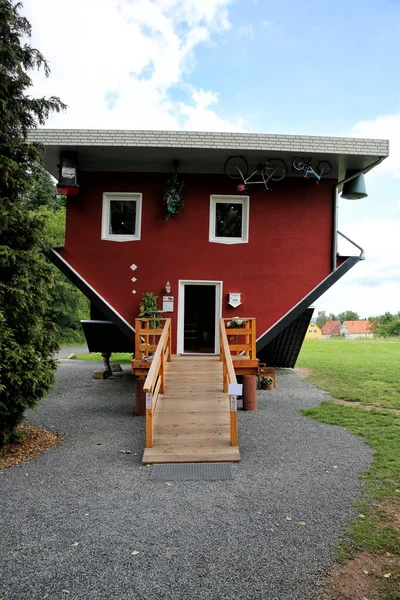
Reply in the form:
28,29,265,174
0,361,373,600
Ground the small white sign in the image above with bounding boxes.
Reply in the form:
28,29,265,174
228,383,243,395
61,167,75,179
163,295,174,312
146,393,152,409
228,292,242,308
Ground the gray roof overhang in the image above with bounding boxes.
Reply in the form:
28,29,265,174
28,129,389,182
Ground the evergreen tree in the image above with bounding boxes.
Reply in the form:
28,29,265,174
0,0,66,445
27,165,65,211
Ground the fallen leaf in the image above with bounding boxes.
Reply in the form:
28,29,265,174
285,516,292,521
358,514,366,519
145,464,151,467
332,466,338,469
383,573,392,578
362,570,369,575
72,541,79,547
43,595,49,599
62,590,70,594
165,482,172,486
131,551,140,556
298,521,307,526
119,450,131,454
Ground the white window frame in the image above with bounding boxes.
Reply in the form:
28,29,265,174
101,192,142,242
209,195,249,245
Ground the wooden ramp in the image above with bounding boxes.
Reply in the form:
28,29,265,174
142,356,240,464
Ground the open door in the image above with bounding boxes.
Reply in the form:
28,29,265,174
178,281,222,354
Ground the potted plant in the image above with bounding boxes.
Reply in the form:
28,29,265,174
260,375,274,390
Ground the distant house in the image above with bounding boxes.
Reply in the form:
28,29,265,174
321,320,341,337
305,322,322,339
340,320,374,339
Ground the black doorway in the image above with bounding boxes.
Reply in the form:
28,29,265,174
183,285,216,353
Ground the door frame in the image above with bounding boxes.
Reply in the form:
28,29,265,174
177,280,223,355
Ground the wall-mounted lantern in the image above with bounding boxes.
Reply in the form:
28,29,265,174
228,292,242,308
57,151,79,196
341,172,368,200
165,281,171,294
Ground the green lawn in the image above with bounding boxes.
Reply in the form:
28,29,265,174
297,338,400,410
297,338,400,565
76,352,133,365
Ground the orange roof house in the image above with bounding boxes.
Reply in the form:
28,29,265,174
341,320,373,338
321,320,341,336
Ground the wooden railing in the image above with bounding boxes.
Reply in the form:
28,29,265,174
219,318,238,446
142,319,172,448
220,317,256,359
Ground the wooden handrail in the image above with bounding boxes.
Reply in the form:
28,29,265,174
220,318,238,446
143,319,172,448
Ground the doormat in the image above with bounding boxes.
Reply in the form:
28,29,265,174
150,463,233,481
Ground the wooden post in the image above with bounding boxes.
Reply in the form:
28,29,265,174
242,374,257,411
160,349,165,393
167,323,172,361
251,318,256,359
135,319,141,359
135,377,146,416
230,395,238,446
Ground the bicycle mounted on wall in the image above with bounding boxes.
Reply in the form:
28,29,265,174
224,156,287,192
292,157,332,181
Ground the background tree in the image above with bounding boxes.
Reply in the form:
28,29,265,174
26,168,90,344
338,310,360,322
370,312,400,337
0,0,66,445
315,311,328,329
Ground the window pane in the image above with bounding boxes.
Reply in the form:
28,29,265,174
215,203,242,238
109,200,136,235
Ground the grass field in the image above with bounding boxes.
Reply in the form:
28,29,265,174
297,338,400,572
297,338,400,410
76,352,133,365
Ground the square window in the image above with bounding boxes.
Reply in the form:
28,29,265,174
102,193,142,242
209,195,249,244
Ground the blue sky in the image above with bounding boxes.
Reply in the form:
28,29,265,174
25,0,400,318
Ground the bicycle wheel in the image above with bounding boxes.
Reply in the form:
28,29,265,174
317,161,332,176
265,158,287,182
292,157,306,171
224,155,249,180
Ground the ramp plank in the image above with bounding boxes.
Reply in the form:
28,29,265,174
142,356,240,464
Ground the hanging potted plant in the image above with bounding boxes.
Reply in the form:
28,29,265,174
164,160,185,220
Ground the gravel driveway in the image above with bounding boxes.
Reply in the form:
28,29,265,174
0,361,373,600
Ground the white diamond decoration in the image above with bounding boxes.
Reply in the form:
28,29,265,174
132,290,137,294
131,277,137,282
130,263,137,271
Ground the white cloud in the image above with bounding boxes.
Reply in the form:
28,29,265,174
23,0,242,131
350,113,400,180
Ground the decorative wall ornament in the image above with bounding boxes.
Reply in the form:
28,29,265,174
164,159,185,220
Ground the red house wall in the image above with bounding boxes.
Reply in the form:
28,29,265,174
60,171,334,350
